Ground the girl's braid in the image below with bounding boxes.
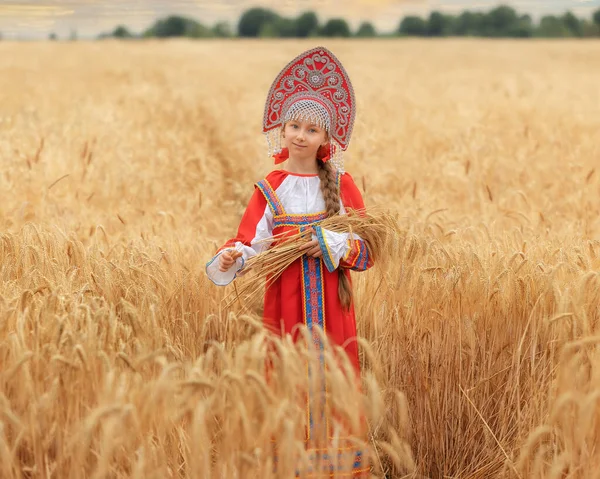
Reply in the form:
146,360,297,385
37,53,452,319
317,159,341,217
317,158,353,311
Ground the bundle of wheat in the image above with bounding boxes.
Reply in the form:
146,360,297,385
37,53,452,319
225,207,400,309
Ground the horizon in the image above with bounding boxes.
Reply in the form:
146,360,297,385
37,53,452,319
1,0,599,40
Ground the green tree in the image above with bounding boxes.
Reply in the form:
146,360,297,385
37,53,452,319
212,22,232,38
594,8,600,29
506,14,534,37
398,16,427,36
454,11,477,35
113,25,133,38
536,15,570,37
188,23,212,38
258,22,278,38
581,19,600,37
355,21,376,37
144,16,210,38
156,16,186,36
273,18,298,37
296,12,319,37
485,5,519,36
147,16,179,36
562,11,583,37
321,18,351,37
426,11,441,35
48,32,58,40
427,11,451,36
238,8,280,37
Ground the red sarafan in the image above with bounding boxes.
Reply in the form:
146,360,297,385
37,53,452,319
206,46,373,478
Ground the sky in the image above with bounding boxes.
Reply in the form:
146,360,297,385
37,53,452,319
0,0,599,40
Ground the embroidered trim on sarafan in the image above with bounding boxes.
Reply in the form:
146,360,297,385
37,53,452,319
256,179,285,216
301,255,325,340
273,211,328,228
301,254,327,439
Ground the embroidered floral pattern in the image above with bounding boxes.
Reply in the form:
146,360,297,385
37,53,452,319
302,255,325,336
274,212,328,228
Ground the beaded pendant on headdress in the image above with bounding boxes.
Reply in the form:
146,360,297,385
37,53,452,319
262,46,356,173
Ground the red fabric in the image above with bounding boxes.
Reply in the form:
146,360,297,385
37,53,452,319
214,170,371,476
262,261,361,371
339,172,365,213
216,171,288,253
217,170,372,371
262,172,371,372
216,170,373,372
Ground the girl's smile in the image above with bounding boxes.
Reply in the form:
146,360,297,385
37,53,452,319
283,120,326,155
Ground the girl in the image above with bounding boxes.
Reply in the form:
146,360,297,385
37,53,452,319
206,46,373,477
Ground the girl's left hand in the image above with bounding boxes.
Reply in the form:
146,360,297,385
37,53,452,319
298,228,323,258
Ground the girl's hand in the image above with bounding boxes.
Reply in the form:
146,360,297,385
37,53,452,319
219,250,242,272
298,229,323,258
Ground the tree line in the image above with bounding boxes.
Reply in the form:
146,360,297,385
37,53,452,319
17,5,600,41
398,7,600,38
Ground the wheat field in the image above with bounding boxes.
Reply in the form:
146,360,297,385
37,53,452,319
1,38,599,478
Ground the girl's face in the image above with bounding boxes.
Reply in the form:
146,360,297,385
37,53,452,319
283,120,328,161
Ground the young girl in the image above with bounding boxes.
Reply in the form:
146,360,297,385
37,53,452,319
206,46,373,477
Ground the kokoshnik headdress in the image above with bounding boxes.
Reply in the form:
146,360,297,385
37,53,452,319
262,46,356,173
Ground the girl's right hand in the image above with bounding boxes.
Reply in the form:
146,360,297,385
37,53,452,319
218,250,242,272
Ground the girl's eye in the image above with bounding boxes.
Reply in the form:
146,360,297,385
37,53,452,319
309,129,317,133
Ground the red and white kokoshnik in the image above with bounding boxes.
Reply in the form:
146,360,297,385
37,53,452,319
262,46,356,173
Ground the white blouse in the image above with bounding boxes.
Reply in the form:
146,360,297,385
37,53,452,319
206,174,357,286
